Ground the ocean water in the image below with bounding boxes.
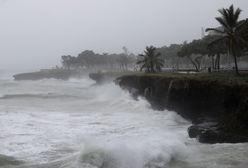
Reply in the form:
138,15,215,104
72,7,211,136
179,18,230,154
0,71,248,168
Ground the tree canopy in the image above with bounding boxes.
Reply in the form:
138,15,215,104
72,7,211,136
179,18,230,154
137,46,164,73
206,5,248,74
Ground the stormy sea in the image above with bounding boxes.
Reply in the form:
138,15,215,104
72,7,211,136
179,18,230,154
0,71,248,168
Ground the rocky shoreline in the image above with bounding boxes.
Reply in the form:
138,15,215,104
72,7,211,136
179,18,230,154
90,73,248,144
13,69,81,80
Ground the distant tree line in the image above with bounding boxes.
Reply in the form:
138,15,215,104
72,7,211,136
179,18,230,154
61,47,136,71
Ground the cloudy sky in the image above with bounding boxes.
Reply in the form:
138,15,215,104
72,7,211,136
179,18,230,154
0,0,247,69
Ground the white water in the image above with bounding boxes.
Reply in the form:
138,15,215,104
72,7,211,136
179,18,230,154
0,72,248,168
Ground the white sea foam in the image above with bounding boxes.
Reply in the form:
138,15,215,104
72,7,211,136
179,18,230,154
0,73,247,168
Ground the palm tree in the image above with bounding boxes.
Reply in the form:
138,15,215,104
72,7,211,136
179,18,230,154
206,5,248,75
137,46,164,73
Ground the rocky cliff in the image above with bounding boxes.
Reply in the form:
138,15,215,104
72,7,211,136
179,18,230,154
116,74,248,144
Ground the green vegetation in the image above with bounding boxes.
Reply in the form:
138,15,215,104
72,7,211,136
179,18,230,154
136,46,164,73
132,71,248,84
94,70,142,76
206,5,248,75
95,70,248,85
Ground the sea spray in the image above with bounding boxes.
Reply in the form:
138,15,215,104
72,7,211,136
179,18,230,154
0,75,248,168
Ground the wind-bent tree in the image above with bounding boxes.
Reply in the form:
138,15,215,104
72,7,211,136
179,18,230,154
206,5,248,75
177,40,207,71
137,46,164,73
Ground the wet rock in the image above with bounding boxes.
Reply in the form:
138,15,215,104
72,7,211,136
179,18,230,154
89,73,106,84
188,122,217,138
188,125,206,138
188,124,248,144
198,130,248,144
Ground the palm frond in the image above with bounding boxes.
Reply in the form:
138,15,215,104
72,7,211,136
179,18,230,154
234,8,242,24
227,5,234,25
216,17,229,29
219,8,230,26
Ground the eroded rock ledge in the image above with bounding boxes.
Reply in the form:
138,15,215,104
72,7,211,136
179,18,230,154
116,74,248,144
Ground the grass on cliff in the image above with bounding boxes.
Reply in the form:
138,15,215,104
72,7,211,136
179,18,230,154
96,70,248,84
138,71,248,84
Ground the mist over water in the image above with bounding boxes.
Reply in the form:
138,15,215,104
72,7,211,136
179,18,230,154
0,72,248,168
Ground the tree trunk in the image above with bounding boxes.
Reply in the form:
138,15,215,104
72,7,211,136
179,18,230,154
217,54,220,71
215,53,220,71
212,56,215,70
233,54,239,75
231,43,240,75
150,61,155,73
187,56,199,72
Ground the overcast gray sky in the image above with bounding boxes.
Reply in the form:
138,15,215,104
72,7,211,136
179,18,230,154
0,0,247,70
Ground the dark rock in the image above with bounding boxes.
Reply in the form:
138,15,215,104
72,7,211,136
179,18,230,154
188,125,206,138
89,73,106,84
188,123,248,144
188,122,217,138
198,130,248,144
